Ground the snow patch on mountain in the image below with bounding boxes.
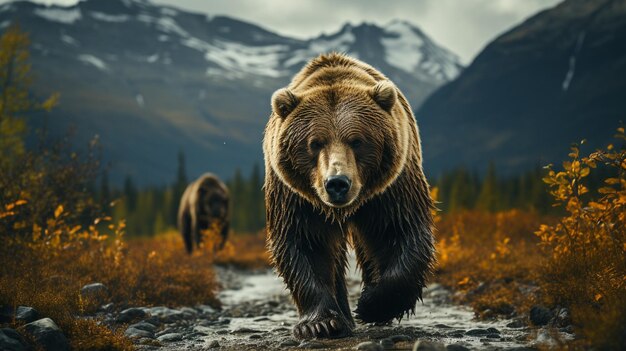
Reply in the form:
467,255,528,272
90,11,130,23
78,54,108,71
283,30,356,68
34,7,82,24
382,20,461,82
138,14,189,37
61,34,79,46
381,21,425,73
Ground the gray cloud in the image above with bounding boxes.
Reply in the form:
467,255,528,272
1,0,563,63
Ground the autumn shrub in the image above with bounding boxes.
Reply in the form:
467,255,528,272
435,209,546,317
214,231,271,269
536,127,626,348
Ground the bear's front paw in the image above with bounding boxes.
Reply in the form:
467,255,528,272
355,284,415,323
293,309,352,339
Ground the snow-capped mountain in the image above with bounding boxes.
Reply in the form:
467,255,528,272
0,0,462,184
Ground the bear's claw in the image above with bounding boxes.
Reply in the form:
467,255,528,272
293,315,351,339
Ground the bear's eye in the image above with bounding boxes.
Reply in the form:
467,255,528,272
309,140,325,152
349,139,363,149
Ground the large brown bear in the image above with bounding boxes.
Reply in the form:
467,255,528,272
263,53,435,339
178,173,230,253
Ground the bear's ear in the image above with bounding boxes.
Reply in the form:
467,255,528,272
271,88,299,118
370,81,397,112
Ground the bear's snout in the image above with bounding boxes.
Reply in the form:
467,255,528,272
325,175,351,204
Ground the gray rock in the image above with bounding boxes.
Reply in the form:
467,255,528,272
80,283,109,305
486,327,500,334
0,328,28,351
15,306,39,323
279,338,299,347
128,321,157,333
413,340,446,351
249,334,262,339
506,319,525,328
530,305,552,326
355,341,383,350
24,318,70,351
155,327,176,337
100,303,115,312
389,334,411,342
147,306,184,322
196,304,217,314
0,306,13,323
157,332,183,342
124,327,153,339
116,307,148,323
231,327,261,334
207,340,220,348
380,338,395,349
446,344,470,351
465,329,489,336
299,340,325,349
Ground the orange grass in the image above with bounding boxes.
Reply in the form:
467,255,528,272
0,205,220,350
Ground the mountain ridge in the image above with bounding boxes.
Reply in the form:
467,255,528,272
1,0,463,185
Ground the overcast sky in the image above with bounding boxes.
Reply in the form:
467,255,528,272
2,0,563,63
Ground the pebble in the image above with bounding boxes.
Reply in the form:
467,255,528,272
157,333,183,342
279,338,299,347
80,283,109,305
204,340,220,349
389,334,411,342
0,306,13,323
15,306,39,323
487,333,501,339
0,328,28,351
24,318,70,351
148,306,185,323
124,327,153,339
156,328,177,337
465,328,489,336
128,321,157,333
445,344,470,351
529,305,552,326
299,340,325,349
506,319,525,328
355,341,383,351
379,338,395,349
231,327,262,333
116,307,148,323
413,340,446,351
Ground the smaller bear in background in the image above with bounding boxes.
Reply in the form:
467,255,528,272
178,173,230,253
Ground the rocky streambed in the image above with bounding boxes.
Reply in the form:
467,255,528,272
1,255,574,351
122,256,571,350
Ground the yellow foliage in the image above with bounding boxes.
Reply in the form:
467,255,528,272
0,202,220,350
535,126,626,348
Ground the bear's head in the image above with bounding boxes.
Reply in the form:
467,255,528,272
267,79,411,214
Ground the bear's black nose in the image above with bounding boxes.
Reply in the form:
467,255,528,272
325,175,351,203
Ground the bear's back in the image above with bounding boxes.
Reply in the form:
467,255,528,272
289,53,387,94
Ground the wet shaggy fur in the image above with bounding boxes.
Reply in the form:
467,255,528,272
178,173,230,253
263,53,435,339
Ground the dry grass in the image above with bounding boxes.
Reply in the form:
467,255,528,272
434,209,548,318
0,205,220,350
434,127,626,348
215,231,271,270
